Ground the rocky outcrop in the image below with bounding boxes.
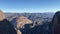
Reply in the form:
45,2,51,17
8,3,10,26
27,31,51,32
0,10,17,34
17,30,22,34
10,16,33,34
17,16,32,28
0,19,17,34
33,19,42,26
52,11,60,34
0,10,5,21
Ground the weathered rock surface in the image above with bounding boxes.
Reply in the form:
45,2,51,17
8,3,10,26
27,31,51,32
17,16,32,28
0,10,5,21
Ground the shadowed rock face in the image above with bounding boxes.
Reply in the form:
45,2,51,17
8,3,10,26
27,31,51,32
52,11,60,34
0,10,17,34
0,19,17,34
0,10,5,21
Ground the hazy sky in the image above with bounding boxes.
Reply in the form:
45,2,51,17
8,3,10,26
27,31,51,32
0,0,60,13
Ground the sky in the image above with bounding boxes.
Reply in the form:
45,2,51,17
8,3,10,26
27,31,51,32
0,0,60,13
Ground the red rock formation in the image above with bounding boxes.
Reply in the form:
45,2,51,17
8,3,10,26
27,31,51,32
0,10,5,21
17,16,32,28
16,16,32,34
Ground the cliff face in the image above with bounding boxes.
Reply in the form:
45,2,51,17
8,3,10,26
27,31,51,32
0,10,5,21
0,19,17,34
0,10,17,34
17,16,32,28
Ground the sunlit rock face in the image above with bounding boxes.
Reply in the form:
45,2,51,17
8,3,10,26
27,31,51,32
16,16,32,28
17,30,22,34
0,10,5,21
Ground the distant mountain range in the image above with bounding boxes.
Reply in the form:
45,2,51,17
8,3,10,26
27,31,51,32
5,13,55,21
5,13,55,17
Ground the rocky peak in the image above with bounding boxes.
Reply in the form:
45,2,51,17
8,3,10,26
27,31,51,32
0,10,5,21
